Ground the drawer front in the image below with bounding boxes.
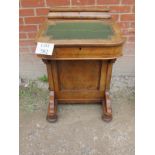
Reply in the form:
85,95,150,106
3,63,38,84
52,46,122,59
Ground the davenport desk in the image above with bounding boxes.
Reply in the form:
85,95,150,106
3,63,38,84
35,7,125,122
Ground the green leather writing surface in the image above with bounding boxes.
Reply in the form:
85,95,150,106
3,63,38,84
45,22,114,40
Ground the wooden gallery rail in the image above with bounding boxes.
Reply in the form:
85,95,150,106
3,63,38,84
35,7,125,122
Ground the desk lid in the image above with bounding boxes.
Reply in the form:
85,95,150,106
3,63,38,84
35,7,125,47
46,22,113,40
36,20,125,47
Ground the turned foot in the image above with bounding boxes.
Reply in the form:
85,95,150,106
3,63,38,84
46,113,57,123
102,91,112,122
46,91,58,123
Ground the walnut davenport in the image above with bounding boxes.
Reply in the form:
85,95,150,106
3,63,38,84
35,7,125,122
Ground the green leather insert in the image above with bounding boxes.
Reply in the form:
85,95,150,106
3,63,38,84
45,22,114,40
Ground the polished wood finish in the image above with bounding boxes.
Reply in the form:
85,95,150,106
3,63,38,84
37,46,123,60
36,7,125,122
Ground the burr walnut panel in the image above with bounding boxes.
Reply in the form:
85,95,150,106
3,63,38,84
57,60,107,91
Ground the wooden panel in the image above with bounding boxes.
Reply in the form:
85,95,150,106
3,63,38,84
57,90,104,101
57,99,102,104
57,60,102,90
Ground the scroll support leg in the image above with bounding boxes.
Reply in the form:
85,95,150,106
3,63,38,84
42,59,57,123
101,59,116,122
46,91,57,123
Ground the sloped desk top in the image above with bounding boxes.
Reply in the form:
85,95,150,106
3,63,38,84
36,20,125,47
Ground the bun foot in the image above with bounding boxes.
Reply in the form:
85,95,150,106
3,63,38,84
46,115,57,123
102,114,112,122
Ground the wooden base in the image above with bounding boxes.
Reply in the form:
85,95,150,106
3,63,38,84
46,91,58,123
43,59,116,123
46,90,113,123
